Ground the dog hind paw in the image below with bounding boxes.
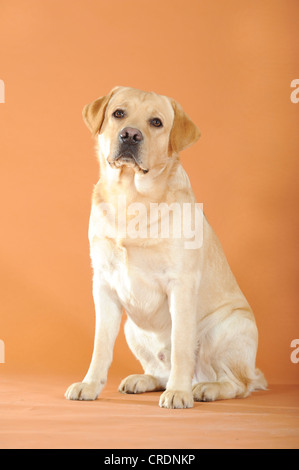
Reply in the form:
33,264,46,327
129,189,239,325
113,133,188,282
118,374,162,394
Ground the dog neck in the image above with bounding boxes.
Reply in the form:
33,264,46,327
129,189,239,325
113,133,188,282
94,151,191,207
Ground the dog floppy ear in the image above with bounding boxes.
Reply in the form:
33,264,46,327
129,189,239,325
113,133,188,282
82,86,121,136
169,99,201,154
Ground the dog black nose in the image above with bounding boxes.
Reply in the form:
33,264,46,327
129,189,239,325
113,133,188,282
119,127,143,144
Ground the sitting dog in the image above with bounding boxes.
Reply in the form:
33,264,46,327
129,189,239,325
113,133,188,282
65,86,267,408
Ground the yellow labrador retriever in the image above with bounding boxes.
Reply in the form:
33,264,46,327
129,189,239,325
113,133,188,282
65,86,266,408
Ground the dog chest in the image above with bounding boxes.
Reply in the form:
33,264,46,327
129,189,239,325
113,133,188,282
90,236,169,325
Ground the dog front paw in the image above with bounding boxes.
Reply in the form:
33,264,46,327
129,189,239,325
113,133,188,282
64,382,100,401
159,389,194,409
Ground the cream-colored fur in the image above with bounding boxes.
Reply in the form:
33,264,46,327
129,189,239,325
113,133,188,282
65,86,267,408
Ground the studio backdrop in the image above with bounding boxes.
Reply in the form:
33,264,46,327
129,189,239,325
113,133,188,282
0,0,298,385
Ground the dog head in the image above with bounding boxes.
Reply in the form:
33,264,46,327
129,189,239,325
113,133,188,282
83,86,200,175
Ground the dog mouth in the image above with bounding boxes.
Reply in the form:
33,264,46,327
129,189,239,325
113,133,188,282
109,150,149,174
116,151,137,163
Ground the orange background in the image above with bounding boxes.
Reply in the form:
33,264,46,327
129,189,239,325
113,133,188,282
0,0,298,387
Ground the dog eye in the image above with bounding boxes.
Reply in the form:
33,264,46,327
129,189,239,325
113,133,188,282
113,109,125,119
150,118,163,128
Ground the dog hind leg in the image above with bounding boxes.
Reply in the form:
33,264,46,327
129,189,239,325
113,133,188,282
118,318,170,394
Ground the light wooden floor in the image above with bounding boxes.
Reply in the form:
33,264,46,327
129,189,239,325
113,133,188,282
0,372,298,449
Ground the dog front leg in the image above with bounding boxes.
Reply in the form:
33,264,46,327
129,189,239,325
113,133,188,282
65,278,122,401
159,285,197,409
